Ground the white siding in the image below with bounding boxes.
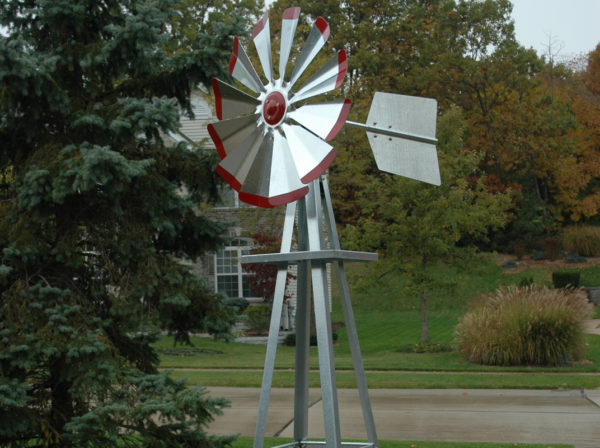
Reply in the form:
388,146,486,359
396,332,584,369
178,93,215,146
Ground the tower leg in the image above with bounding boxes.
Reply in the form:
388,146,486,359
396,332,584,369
253,203,296,448
293,200,310,442
321,177,379,446
306,181,342,448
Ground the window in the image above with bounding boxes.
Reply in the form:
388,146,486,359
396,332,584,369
215,239,254,299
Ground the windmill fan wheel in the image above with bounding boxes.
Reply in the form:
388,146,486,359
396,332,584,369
208,7,351,208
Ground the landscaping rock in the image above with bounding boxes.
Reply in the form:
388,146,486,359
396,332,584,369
585,287,600,305
501,261,518,269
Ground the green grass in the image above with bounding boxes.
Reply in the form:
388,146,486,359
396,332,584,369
232,436,573,448
168,368,600,390
156,254,600,389
158,330,600,373
502,263,600,288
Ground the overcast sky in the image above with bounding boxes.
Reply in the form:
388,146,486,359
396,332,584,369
509,0,599,59
264,1,600,61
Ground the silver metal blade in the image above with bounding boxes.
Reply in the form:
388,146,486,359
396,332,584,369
288,17,330,90
238,131,274,206
290,50,347,104
216,126,265,191
288,99,351,141
226,131,308,208
238,131,308,207
229,36,265,94
268,130,309,205
253,11,273,83
279,7,300,80
212,78,260,121
207,113,260,159
281,123,337,184
366,92,440,185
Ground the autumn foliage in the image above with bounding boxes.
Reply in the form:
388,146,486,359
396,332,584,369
271,0,600,251
243,230,281,302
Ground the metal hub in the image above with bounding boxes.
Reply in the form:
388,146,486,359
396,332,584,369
262,91,286,126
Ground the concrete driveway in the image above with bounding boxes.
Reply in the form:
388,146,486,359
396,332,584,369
206,387,600,448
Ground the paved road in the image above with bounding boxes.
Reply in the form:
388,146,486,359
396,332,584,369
206,387,600,448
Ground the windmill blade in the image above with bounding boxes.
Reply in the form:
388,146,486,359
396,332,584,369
281,123,337,184
207,113,260,159
216,126,265,191
290,50,347,104
288,99,351,141
253,11,273,83
366,92,440,185
238,131,309,207
268,130,309,204
237,132,274,207
212,78,260,121
287,17,330,90
229,36,265,94
279,7,301,80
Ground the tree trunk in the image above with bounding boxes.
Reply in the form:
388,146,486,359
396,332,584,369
419,257,429,344
420,289,429,343
49,358,74,448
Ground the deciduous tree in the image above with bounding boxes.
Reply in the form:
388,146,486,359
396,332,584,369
343,108,512,342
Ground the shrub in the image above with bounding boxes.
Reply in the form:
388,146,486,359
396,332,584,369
243,305,272,335
224,297,250,314
541,236,562,261
513,240,527,260
518,276,534,287
283,332,338,346
397,342,452,353
530,249,546,261
552,271,581,288
565,254,587,264
283,333,296,346
454,286,592,366
561,225,600,257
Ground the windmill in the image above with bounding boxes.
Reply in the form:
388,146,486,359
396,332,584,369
208,7,440,448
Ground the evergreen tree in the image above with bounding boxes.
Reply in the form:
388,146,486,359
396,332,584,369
0,0,259,446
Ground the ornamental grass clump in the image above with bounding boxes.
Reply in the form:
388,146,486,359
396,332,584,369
455,286,592,366
561,225,600,256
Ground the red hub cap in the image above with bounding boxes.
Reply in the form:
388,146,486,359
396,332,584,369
262,91,286,126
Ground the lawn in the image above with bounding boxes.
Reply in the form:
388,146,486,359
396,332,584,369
168,368,600,390
157,254,600,389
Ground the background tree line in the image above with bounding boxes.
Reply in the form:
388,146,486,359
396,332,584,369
265,0,600,343
270,0,600,255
